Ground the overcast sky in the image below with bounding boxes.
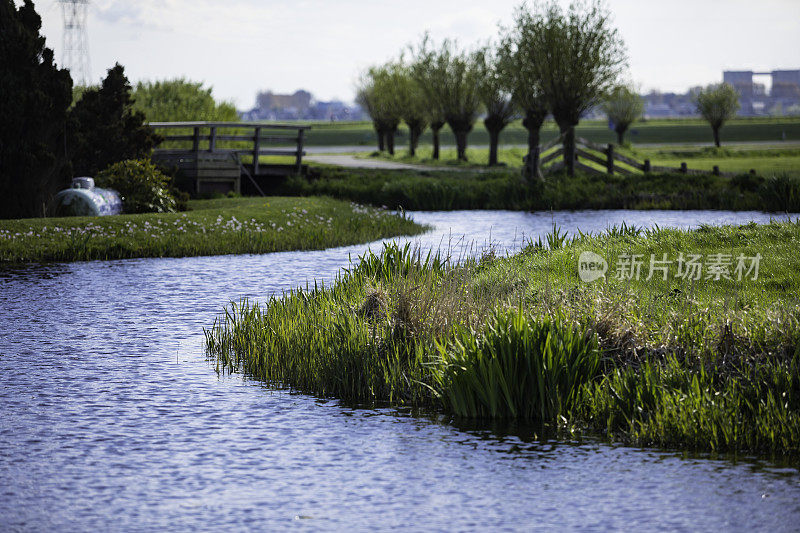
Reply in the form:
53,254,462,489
30,0,800,109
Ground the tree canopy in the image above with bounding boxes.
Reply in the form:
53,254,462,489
475,44,517,166
601,84,643,145
67,64,161,177
133,79,239,122
356,64,404,154
694,83,740,147
0,0,72,218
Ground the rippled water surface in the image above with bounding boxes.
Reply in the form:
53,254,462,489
2,210,800,531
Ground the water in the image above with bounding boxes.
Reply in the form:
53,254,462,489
2,210,799,531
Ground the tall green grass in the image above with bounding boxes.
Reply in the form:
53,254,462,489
206,221,800,457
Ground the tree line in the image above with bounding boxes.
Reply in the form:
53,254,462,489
357,1,741,178
1,0,238,219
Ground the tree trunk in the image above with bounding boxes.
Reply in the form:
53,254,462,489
713,126,721,147
522,110,545,180
455,130,468,161
431,122,443,160
616,127,625,145
375,124,385,152
564,126,576,176
488,128,500,166
409,125,423,157
387,129,395,155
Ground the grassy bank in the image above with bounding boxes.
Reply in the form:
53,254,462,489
281,166,800,212
0,196,426,263
207,221,800,458
357,143,800,176
304,117,800,147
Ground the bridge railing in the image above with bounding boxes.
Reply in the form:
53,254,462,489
149,121,310,174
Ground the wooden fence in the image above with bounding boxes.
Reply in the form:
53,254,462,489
540,135,745,178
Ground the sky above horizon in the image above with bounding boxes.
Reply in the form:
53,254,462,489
28,0,800,109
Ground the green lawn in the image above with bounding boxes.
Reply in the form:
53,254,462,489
0,196,426,263
304,117,800,147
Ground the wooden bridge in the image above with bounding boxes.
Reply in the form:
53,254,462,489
149,122,310,196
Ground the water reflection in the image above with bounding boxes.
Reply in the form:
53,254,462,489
1,209,799,530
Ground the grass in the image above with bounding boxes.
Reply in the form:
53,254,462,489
206,220,800,458
357,142,800,175
0,196,427,263
303,116,800,147
280,166,800,212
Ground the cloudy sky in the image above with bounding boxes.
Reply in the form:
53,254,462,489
30,0,800,109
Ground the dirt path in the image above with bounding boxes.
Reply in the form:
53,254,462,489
306,154,447,171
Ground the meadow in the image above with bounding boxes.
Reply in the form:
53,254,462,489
303,116,800,147
0,196,426,263
206,220,800,458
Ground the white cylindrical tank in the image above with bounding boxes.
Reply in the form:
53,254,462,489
52,177,123,217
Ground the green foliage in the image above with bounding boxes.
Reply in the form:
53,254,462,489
95,159,177,214
433,309,601,420
132,78,239,122
285,166,797,212
601,85,643,144
205,220,800,456
0,0,73,219
695,83,741,147
580,354,800,455
67,64,161,177
515,0,626,130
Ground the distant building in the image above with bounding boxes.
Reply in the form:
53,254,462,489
240,88,367,121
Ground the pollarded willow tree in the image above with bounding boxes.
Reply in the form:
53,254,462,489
356,64,403,154
694,83,740,147
523,0,627,176
601,85,643,145
395,62,429,156
409,34,448,160
475,44,517,166
498,15,549,179
411,37,482,161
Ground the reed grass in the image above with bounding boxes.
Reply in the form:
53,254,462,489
206,220,800,457
0,196,426,263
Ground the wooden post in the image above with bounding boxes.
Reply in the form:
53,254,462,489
606,144,614,174
644,159,651,173
713,165,720,176
253,126,261,175
295,128,305,173
680,162,688,174
192,127,200,153
208,126,217,152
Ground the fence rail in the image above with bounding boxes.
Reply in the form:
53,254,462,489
149,121,310,175
540,137,745,178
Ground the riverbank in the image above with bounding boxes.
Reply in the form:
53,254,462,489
207,220,800,458
0,196,426,263
281,166,800,212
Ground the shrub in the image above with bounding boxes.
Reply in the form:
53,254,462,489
95,159,177,213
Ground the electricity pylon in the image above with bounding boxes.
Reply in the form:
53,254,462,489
60,0,91,86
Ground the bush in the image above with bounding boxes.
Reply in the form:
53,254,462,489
95,159,178,213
